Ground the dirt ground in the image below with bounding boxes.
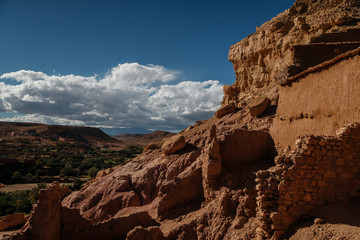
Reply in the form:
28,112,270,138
289,198,360,240
0,230,17,239
0,183,73,193
0,184,39,193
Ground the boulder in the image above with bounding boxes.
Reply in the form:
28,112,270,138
0,213,27,231
143,143,160,152
249,97,270,117
126,226,165,240
161,135,186,155
95,168,114,180
215,103,237,119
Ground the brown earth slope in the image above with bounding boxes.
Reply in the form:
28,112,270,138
0,121,122,147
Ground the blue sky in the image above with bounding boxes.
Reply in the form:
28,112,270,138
0,0,294,134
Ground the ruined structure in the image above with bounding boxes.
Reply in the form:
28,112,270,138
5,0,360,239
271,48,360,149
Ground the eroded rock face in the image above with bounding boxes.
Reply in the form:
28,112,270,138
7,182,71,240
215,103,238,119
161,135,187,155
8,104,276,240
0,214,27,231
249,97,270,117
7,1,360,240
126,226,165,240
224,0,360,107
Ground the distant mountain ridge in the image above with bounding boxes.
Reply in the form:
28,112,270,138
0,122,175,148
114,131,176,147
0,121,120,146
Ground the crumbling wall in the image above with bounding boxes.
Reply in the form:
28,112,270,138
218,129,276,170
271,54,360,149
256,123,360,239
290,42,360,76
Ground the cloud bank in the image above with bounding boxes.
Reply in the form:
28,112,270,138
0,63,223,132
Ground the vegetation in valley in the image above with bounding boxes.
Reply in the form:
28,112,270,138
0,183,47,216
0,144,143,184
0,122,144,216
0,145,142,217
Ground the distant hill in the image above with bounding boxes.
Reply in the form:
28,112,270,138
0,121,122,146
114,131,176,147
0,122,175,148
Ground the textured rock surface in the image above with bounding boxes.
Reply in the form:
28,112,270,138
256,123,360,238
0,214,27,231
215,103,238,119
7,106,275,239
249,97,270,117
5,1,360,240
161,135,187,155
126,226,165,240
224,0,360,108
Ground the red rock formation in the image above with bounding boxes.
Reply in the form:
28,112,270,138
0,214,27,231
6,1,360,240
225,0,360,108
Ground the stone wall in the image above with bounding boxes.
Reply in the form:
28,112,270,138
271,53,360,149
256,122,360,239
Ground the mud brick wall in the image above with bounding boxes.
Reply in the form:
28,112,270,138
256,123,360,239
271,54,360,149
290,42,360,76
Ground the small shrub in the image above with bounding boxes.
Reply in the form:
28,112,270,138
69,179,83,191
26,173,33,181
88,167,99,179
12,171,22,179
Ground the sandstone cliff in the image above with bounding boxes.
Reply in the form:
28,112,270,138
223,0,360,108
5,0,360,239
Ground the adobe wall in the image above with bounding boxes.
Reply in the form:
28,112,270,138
290,42,360,76
256,123,360,239
271,54,360,149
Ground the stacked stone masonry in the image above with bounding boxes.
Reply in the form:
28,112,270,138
255,123,360,239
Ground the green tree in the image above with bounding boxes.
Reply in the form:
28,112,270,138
60,162,74,177
12,171,22,179
88,167,99,179
69,179,83,191
26,173,33,181
29,183,47,203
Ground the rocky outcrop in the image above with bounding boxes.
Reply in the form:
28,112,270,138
215,103,238,119
95,168,114,180
7,104,276,239
224,0,360,108
161,135,187,155
6,1,360,240
249,97,270,117
0,214,27,231
126,226,165,240
21,183,71,240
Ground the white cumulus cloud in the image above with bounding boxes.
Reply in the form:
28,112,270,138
0,63,223,132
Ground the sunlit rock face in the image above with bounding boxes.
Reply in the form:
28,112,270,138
6,1,360,240
224,0,360,107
